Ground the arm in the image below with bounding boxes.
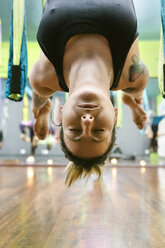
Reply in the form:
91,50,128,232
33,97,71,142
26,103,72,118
119,39,149,129
32,91,51,119
29,51,58,118
120,37,149,106
29,51,59,139
122,58,149,105
121,67,148,130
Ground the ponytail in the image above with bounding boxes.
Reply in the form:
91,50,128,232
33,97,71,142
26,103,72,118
65,162,103,187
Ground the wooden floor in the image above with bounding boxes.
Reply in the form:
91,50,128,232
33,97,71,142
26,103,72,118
0,166,165,248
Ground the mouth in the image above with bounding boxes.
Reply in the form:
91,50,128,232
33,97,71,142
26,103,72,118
77,103,99,109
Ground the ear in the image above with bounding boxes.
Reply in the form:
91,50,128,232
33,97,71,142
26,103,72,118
114,107,118,126
58,105,63,122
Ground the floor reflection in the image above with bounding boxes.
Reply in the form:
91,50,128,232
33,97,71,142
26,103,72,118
0,167,165,247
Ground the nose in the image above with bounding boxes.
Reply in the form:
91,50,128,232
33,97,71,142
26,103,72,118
81,114,94,137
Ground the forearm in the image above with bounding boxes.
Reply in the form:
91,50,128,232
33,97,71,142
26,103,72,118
126,89,144,105
32,91,51,118
32,91,48,109
122,91,137,108
123,68,148,105
30,60,55,115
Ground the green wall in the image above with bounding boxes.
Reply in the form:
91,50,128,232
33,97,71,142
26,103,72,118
0,0,42,41
0,40,160,78
0,0,161,41
0,0,161,78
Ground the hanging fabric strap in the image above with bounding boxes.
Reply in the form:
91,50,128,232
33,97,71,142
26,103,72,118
116,91,123,128
41,0,46,9
23,93,29,121
161,0,165,56
158,27,165,98
0,19,2,67
110,91,123,128
0,20,2,124
160,0,165,98
5,0,27,101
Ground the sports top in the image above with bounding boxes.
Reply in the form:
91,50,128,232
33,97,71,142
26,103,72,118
37,0,139,92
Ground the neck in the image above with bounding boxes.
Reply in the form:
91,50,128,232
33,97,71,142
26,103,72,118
68,55,113,96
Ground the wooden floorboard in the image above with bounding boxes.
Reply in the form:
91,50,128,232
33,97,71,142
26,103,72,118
0,166,165,248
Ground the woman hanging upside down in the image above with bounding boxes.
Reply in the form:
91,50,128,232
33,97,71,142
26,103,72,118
30,0,149,186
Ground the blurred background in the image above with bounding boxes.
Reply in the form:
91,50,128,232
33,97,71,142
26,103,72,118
0,0,164,165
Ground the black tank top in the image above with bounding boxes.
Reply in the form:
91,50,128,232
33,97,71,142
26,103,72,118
37,0,138,92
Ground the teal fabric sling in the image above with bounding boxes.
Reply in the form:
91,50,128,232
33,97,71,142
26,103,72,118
5,0,27,102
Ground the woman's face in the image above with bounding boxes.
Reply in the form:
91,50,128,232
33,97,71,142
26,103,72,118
61,89,117,158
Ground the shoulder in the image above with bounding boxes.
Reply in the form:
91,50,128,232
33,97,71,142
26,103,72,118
113,38,149,92
30,51,65,93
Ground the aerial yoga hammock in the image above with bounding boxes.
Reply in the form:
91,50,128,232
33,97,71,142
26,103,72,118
5,0,27,101
41,0,46,9
159,0,165,98
0,19,2,122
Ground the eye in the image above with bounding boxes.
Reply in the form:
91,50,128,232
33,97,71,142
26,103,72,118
69,128,81,132
94,129,105,132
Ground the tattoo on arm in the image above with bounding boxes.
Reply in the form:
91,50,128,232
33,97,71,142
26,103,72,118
129,55,145,82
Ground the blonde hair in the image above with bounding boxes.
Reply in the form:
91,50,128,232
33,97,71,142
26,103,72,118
61,126,116,187
65,161,103,187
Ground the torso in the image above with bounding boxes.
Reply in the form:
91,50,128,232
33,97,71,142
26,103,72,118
58,34,140,92
37,0,138,92
63,34,114,88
